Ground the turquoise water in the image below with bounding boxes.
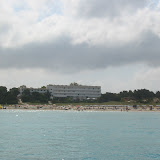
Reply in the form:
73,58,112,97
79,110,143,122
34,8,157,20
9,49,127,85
0,110,160,160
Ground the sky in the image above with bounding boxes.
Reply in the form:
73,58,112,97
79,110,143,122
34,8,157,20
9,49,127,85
0,0,160,93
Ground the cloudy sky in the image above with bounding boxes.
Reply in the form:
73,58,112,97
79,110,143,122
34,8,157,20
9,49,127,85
0,0,160,93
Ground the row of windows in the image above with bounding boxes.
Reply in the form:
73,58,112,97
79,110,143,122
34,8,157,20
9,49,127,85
50,90,100,93
49,88,100,90
30,90,47,92
21,89,100,94
21,88,100,92
53,93,100,96
53,92,100,95
48,86,100,88
21,89,47,92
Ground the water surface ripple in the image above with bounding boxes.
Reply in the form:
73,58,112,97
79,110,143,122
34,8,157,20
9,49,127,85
0,110,160,160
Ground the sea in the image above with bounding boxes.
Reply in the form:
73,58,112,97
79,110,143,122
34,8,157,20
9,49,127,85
0,110,160,160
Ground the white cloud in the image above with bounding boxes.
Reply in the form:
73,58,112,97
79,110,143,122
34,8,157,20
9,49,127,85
0,0,160,91
0,0,160,48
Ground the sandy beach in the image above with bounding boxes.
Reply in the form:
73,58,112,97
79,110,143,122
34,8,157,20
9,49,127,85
2,104,160,112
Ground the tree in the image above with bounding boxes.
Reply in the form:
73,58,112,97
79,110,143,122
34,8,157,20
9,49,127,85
156,91,160,98
21,90,51,103
119,91,129,98
98,92,121,102
70,82,80,86
9,88,19,96
21,89,31,102
133,89,155,102
41,86,46,89
6,88,20,104
0,86,7,104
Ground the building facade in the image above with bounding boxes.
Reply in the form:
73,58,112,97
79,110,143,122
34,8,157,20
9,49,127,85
19,85,48,95
47,84,101,100
19,84,101,100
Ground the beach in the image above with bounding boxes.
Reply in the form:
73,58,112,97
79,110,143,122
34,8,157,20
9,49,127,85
2,104,160,112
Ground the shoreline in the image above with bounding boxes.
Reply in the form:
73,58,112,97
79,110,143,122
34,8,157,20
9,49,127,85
1,109,160,113
1,104,160,112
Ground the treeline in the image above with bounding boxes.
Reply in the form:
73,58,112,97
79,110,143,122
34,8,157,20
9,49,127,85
0,86,19,104
98,89,158,103
1,86,160,104
21,89,50,103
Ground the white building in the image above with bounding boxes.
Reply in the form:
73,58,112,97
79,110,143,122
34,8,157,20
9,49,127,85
19,84,101,100
19,85,48,95
47,84,101,100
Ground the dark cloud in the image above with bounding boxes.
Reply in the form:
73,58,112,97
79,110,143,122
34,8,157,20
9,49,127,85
0,31,160,73
74,0,148,18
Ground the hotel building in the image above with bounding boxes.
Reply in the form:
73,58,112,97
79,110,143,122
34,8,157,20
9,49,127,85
19,84,101,100
47,84,101,100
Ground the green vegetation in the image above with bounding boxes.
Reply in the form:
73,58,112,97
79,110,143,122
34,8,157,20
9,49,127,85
70,82,80,86
51,89,160,105
1,86,160,105
21,89,50,103
0,86,19,104
41,86,46,89
98,89,156,103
